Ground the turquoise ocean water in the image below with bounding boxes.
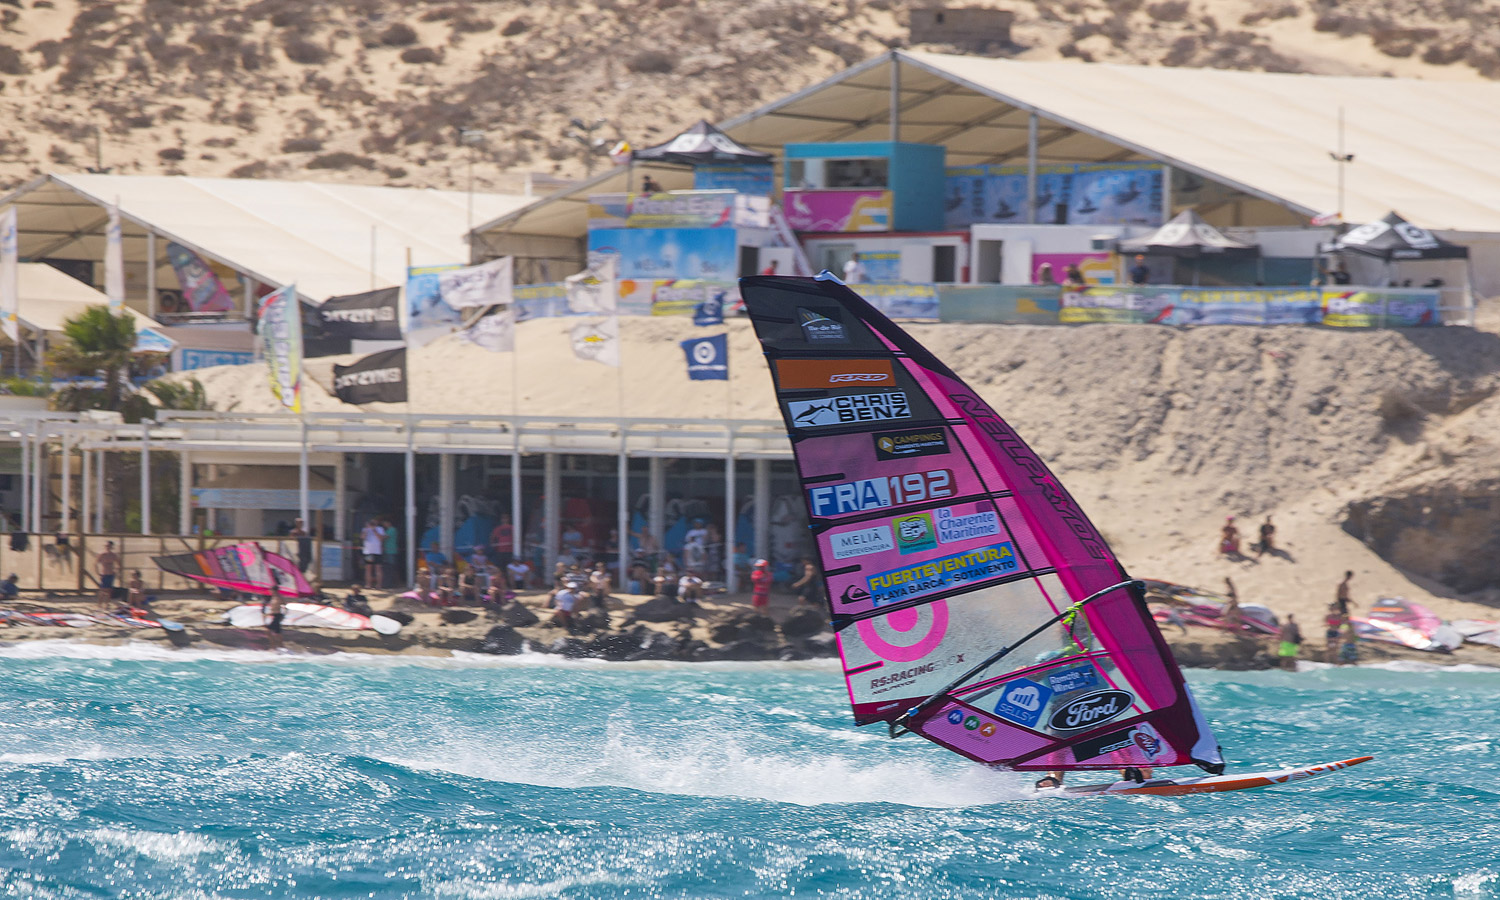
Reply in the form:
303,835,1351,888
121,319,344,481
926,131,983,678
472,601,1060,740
1,641,1497,899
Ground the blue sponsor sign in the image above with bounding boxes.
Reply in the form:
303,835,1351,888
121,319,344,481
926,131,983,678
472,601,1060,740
807,477,893,518
693,290,726,325
865,542,1018,607
179,349,255,370
1047,664,1100,695
588,227,738,281
993,677,1053,729
681,334,728,380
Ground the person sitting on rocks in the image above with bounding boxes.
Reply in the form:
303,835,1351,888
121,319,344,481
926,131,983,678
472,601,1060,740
589,563,611,610
678,570,704,603
344,584,373,617
551,580,581,631
653,566,678,601
435,567,456,607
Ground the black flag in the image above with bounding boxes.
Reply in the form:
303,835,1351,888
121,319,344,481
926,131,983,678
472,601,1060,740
333,348,407,405
316,287,402,341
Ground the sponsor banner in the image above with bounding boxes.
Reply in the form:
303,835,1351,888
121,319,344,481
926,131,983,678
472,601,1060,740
993,677,1054,729
864,542,1020,608
1047,663,1101,695
892,512,937,554
179,348,254,370
1172,288,1323,326
874,427,950,461
588,227,738,281
1047,689,1134,732
133,326,176,354
933,505,1001,545
332,347,407,405
1060,287,1175,324
1321,288,1439,327
315,287,402,341
256,284,303,413
513,282,574,321
859,250,902,283
680,333,728,380
776,358,896,390
406,263,465,336
587,191,744,229
438,256,513,309
944,162,1163,229
783,189,892,232
165,241,237,313
858,283,940,320
192,488,337,511
0,206,17,343
692,289,726,325
938,285,1060,325
105,203,124,309
694,164,774,195
786,391,911,430
462,307,514,352
827,524,895,560
797,307,850,344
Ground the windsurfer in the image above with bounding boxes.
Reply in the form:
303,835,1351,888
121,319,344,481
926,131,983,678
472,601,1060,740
1036,766,1155,790
266,590,286,650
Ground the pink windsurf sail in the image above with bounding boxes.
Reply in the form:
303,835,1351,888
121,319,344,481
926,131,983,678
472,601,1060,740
153,543,315,597
741,274,1224,773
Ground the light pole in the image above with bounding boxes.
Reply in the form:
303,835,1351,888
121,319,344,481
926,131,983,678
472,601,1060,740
460,128,486,235
1328,107,1354,221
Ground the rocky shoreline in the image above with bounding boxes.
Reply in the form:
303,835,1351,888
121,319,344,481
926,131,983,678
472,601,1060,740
3,588,1497,671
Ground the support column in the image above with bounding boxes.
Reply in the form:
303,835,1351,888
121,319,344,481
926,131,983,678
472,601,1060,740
510,437,522,573
648,456,665,551
61,436,71,534
81,444,91,537
889,51,901,143
140,423,151,535
333,453,346,542
439,452,455,561
298,419,309,525
617,446,628,576
179,449,192,534
753,459,770,564
1161,164,1173,223
1026,112,1039,225
404,430,416,586
95,450,105,532
724,453,737,593
543,453,560,569
33,431,44,534
19,432,28,533
146,232,158,320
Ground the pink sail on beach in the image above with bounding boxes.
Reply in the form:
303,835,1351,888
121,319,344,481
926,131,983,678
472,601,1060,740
740,274,1223,773
154,542,315,597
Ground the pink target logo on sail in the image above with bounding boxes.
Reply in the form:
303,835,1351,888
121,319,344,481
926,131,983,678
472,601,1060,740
856,600,950,662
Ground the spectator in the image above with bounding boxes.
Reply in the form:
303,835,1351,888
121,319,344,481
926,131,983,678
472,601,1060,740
1336,571,1354,618
1129,254,1150,285
381,518,399,588
641,175,663,194
490,514,515,569
126,570,148,611
653,566,678,600
760,259,779,276
750,559,772,617
683,519,709,572
1323,602,1345,663
1035,262,1056,285
361,518,386,588
435,567,456,607
0,573,17,601
1219,517,1241,556
95,540,120,610
792,559,823,608
678,570,704,603
551,580,581,630
1223,577,1242,631
1277,614,1302,670
290,518,313,574
506,557,531,592
1255,516,1276,558
1063,263,1085,287
842,253,865,284
589,562,611,610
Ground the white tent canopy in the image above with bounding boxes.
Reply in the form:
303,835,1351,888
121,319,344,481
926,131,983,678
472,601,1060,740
17,262,163,335
2,174,532,303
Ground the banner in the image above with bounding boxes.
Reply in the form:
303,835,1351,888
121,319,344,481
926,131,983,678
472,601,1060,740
783,190,892,232
406,263,464,340
314,287,402,341
857,284,940,320
570,319,619,367
463,307,515,352
694,164,774,195
1321,289,1439,327
105,203,124,309
133,326,176,354
944,163,1163,228
165,241,237,313
1060,287,1176,324
681,333,728,380
438,256,513,309
566,253,619,313
692,288,726,325
333,347,407,405
1173,288,1322,326
588,228,737,280
0,206,17,343
938,285,1061,325
179,348,254,370
256,284,303,413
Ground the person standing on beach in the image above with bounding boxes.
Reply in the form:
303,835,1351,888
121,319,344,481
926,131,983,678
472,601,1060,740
490,514,515,570
1336,571,1354,617
750,559,772,617
381,518,399,588
842,253,865,284
1277,614,1302,670
290,518,313,574
1324,602,1345,663
361,518,385,588
266,589,286,651
1256,516,1276,557
1222,577,1242,632
94,541,119,610
1219,517,1241,556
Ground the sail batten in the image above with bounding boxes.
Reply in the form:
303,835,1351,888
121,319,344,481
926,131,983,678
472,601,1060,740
743,275,1224,772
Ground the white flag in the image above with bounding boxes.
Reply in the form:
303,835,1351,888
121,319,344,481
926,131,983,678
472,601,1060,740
565,253,619,314
570,318,619,367
105,202,124,309
438,256,513,309
463,306,515,353
0,206,17,343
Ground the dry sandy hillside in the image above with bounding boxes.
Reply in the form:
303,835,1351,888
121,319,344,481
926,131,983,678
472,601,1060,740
189,312,1500,628
3,0,1500,193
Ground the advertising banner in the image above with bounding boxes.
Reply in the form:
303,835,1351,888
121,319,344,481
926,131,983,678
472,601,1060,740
571,319,620,366
1066,164,1163,226
333,347,407,405
1060,287,1176,324
588,192,736,230
165,241,237,313
857,284,940,320
944,163,1163,229
1172,288,1323,325
938,285,1061,325
179,349,254,370
694,164,774,195
105,203,124,309
1321,289,1439,327
315,287,401,341
681,333,728,380
859,249,902,283
783,190,892,232
405,263,464,339
693,289,726,325
0,206,17,343
256,284,303,413
588,227,738,281
513,282,572,321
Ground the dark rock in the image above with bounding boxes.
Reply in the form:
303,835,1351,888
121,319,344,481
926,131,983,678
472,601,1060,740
477,625,525,655
441,609,478,625
497,602,540,627
778,607,827,640
710,610,777,643
775,643,809,661
379,609,415,626
629,596,704,623
624,629,683,661
585,628,648,661
573,610,611,633
701,639,778,661
544,636,591,658
803,632,839,657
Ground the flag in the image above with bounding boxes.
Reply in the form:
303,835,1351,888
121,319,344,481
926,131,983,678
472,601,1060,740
0,206,17,344
571,319,619,367
105,202,125,309
566,253,619,314
133,326,176,355
314,286,402,341
681,334,728,380
1310,211,1343,227
463,306,515,352
333,347,407,405
406,262,465,341
257,284,303,413
165,241,236,312
438,256,513,309
608,140,632,166
692,288,726,326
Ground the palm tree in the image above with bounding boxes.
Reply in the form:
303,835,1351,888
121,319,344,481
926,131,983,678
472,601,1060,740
47,306,137,412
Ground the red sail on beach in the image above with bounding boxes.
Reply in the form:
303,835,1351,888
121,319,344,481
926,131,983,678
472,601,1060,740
741,274,1224,773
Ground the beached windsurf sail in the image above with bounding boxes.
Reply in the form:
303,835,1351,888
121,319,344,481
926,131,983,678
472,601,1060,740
154,543,315,597
741,274,1224,773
